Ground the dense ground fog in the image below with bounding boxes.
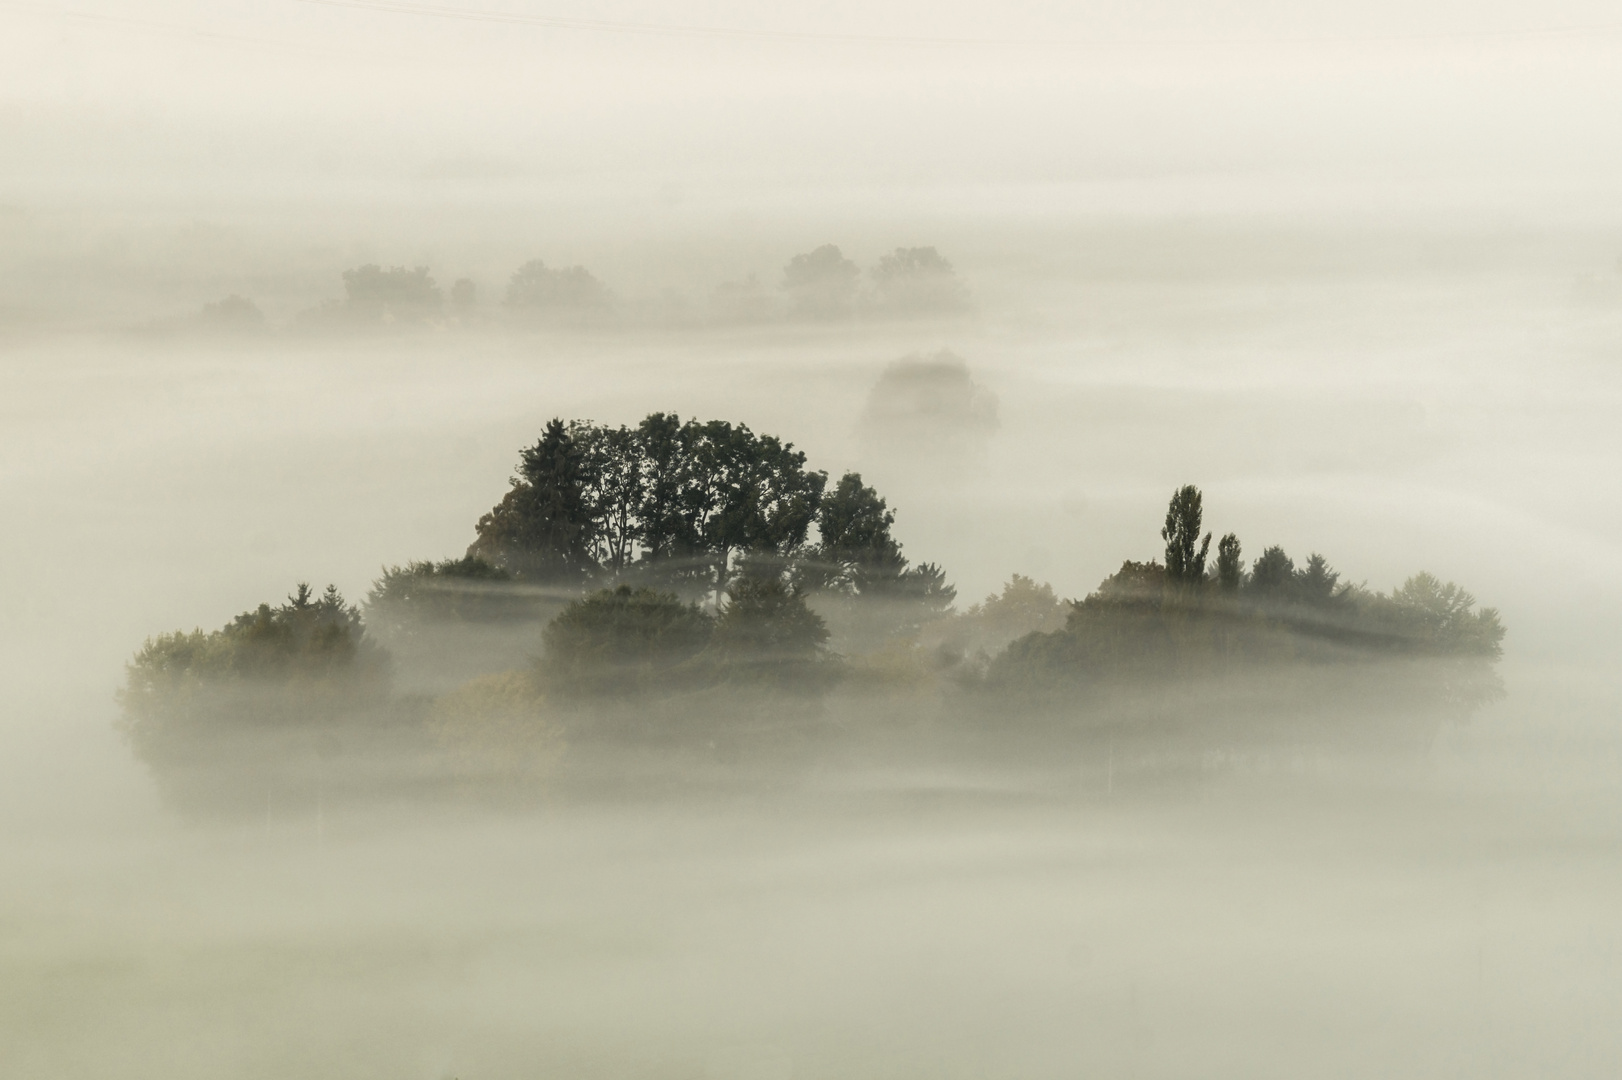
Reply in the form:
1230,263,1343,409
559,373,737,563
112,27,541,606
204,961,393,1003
6,1,1622,1076
4,212,1620,1078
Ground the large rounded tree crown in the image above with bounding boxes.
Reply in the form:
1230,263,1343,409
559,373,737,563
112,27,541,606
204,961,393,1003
714,577,829,660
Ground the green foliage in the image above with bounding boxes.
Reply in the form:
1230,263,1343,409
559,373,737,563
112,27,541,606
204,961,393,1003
470,418,600,582
576,422,644,573
930,574,1069,658
470,413,829,595
119,585,389,763
1216,533,1243,592
813,471,952,605
538,585,714,695
807,471,957,648
1361,573,1505,659
365,556,535,630
1296,553,1340,605
713,576,830,661
815,471,903,577
987,487,1506,721
1161,485,1211,585
1249,545,1296,597
965,575,1067,639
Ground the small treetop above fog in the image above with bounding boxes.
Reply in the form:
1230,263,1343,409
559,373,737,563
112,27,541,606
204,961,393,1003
1067,485,1506,661
1161,484,1211,586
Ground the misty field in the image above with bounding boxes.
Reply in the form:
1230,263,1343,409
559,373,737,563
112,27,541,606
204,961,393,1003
6,1,1622,1073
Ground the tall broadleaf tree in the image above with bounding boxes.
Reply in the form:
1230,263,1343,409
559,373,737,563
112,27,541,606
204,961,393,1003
470,418,599,583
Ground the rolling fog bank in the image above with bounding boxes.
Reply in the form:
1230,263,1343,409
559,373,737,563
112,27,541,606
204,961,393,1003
3,203,1621,1074
7,769,1622,1079
7,0,1622,1070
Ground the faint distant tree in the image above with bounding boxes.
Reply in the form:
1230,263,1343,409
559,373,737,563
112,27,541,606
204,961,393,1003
857,351,999,462
782,244,860,320
504,259,610,314
197,294,265,332
449,278,477,320
870,246,970,315
1215,533,1244,592
1381,573,1505,657
1161,485,1211,586
341,264,442,324
709,273,775,323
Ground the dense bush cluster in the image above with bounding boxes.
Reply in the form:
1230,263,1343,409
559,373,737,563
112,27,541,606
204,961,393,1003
119,430,1509,803
462,414,951,611
991,487,1504,715
119,584,389,766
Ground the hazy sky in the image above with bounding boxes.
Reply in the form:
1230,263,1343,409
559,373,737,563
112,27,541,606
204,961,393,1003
5,0,1622,214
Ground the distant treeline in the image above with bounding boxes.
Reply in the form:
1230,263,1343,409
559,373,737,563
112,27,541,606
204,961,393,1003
984,485,1504,718
188,244,970,334
119,419,1507,802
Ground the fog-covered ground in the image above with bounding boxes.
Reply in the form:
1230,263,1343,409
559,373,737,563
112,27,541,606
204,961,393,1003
5,218,1620,1077
6,1,1622,1075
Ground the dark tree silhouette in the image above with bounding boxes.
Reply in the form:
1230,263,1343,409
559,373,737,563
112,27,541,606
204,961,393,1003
1249,546,1296,598
1216,533,1244,592
713,576,829,660
1162,485,1211,586
470,419,599,582
538,586,713,694
364,555,531,628
816,472,903,575
1296,553,1340,605
576,423,644,574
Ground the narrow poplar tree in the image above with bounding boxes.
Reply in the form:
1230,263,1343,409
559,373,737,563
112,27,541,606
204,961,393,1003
1161,485,1212,586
